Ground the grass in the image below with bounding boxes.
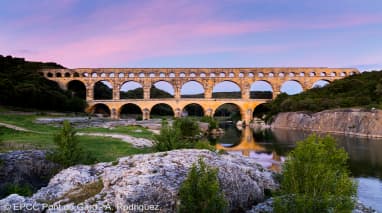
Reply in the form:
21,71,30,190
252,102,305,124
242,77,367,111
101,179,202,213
0,113,154,162
79,125,155,140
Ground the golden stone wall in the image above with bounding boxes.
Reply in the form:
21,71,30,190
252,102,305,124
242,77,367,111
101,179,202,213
41,67,359,123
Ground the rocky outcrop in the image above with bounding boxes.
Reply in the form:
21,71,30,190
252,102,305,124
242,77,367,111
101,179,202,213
0,149,277,212
0,150,60,198
271,108,382,138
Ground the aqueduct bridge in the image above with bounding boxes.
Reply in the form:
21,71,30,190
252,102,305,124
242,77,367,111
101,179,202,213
42,67,359,123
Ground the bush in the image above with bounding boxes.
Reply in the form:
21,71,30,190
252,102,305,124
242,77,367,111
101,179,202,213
3,183,33,197
194,140,216,151
274,134,357,213
178,158,227,213
173,117,200,139
153,119,189,151
201,116,218,130
48,120,95,167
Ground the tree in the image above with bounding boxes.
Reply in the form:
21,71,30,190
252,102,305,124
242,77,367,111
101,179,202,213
178,158,227,213
274,134,357,213
48,120,94,167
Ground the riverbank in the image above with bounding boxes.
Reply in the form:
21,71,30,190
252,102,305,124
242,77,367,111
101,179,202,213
270,108,382,138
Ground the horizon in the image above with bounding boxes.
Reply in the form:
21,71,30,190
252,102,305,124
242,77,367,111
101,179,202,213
1,1,382,71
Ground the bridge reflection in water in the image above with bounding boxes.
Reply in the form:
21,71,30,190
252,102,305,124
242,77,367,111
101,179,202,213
215,126,284,172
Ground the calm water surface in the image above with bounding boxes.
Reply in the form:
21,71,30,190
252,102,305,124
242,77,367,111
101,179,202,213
213,124,382,211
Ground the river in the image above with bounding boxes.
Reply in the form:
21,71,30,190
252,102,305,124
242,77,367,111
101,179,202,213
213,124,382,211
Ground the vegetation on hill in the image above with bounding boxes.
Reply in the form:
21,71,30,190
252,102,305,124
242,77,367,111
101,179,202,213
261,71,382,121
0,55,86,111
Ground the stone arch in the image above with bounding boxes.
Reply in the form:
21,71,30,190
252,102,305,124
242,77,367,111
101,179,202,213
150,81,174,98
159,72,165,77
330,72,337,77
118,72,125,78
129,73,135,78
181,81,205,98
179,72,186,77
89,103,111,117
312,79,330,88
93,80,113,100
149,73,155,77
56,72,62,77
299,72,305,77
200,72,206,77
119,103,143,120
280,80,304,95
213,103,243,121
100,73,107,77
219,72,226,77
340,72,346,77
47,72,53,77
250,80,273,99
258,72,264,77
182,103,204,117
212,80,241,99
320,72,327,77
288,72,295,77
83,72,89,77
73,72,80,77
190,72,196,77
120,81,143,99
309,72,316,77
109,72,115,77
253,103,269,119
278,72,285,77
67,80,86,99
150,103,174,117
248,72,254,77
229,72,235,77
268,72,274,77
139,72,145,77
169,72,175,77
64,72,71,77
239,72,244,77
91,72,98,77
210,72,216,77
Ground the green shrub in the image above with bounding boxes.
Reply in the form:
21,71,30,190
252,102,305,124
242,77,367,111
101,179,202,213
178,158,227,213
3,183,33,197
173,117,200,139
48,120,95,167
153,119,189,151
194,140,216,151
274,134,357,213
201,116,218,130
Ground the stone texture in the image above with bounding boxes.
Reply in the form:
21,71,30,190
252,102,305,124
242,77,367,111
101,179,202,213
0,149,277,212
271,108,382,138
0,150,60,198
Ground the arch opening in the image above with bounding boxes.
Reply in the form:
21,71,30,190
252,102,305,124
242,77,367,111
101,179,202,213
94,80,113,100
67,80,86,100
250,81,273,99
213,103,242,122
150,103,174,118
181,81,204,98
47,72,53,77
312,80,330,88
280,80,303,95
150,81,174,99
120,103,143,120
56,73,62,77
120,81,143,99
253,103,270,120
90,103,111,117
182,103,204,117
212,81,241,99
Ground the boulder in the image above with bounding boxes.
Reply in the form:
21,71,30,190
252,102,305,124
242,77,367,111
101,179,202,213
0,150,60,198
0,149,277,212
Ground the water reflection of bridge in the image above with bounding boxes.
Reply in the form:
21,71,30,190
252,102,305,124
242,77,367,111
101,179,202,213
216,126,283,172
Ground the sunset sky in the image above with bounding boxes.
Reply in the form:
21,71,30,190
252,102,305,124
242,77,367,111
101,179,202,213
1,0,382,71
